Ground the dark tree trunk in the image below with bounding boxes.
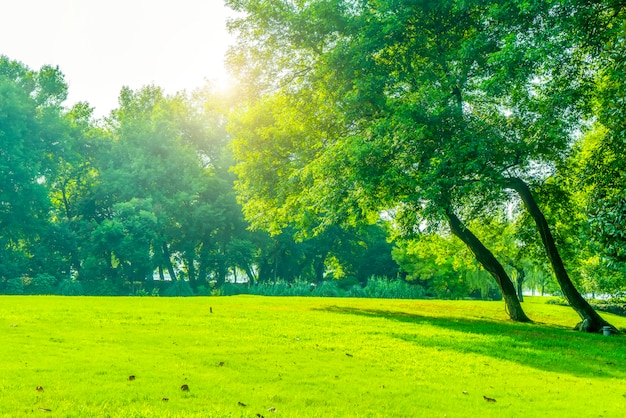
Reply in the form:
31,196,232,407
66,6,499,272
162,243,177,282
242,263,256,285
506,177,614,332
183,251,198,291
446,208,531,323
313,253,327,284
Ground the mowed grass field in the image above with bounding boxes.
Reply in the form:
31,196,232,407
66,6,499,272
1,296,625,417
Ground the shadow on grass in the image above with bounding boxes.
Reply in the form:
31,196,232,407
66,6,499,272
319,306,626,380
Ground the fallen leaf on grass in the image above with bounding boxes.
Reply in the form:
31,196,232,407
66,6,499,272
36,386,44,392
483,396,496,403
128,375,135,381
38,408,52,412
267,407,277,412
181,384,189,391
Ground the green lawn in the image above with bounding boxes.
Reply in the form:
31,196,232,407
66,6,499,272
1,296,625,417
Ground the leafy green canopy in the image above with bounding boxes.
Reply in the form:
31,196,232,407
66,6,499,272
0,56,70,279
228,0,585,235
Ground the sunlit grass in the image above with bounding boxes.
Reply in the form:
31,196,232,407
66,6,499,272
1,296,625,417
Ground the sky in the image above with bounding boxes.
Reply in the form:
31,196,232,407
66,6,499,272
0,0,234,117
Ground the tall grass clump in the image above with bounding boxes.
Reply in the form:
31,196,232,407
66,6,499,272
362,277,427,299
217,277,427,299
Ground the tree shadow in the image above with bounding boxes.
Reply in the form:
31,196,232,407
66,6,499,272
318,306,626,380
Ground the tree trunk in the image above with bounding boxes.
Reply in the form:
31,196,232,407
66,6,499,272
243,263,256,285
162,243,177,282
445,208,531,323
505,177,614,332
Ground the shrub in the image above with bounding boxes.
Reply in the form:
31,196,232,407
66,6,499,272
163,280,194,297
27,274,58,295
364,277,427,299
4,278,25,295
345,284,366,298
82,280,120,296
213,277,426,300
312,281,343,297
57,279,85,296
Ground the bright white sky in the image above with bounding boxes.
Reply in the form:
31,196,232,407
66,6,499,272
0,0,234,117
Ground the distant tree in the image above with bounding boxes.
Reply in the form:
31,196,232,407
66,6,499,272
0,56,72,286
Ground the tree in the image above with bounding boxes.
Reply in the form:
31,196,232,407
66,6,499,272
0,56,72,285
227,0,624,330
227,0,533,321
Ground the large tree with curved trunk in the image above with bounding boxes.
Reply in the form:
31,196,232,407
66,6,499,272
227,0,617,328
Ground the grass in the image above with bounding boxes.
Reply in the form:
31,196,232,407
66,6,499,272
1,296,625,417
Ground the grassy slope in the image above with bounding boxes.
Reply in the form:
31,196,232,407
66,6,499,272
1,296,625,417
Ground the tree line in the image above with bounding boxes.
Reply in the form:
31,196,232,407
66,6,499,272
0,55,552,302
0,57,401,297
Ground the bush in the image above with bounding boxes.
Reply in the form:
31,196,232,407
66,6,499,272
57,279,85,296
26,274,58,295
213,277,427,300
163,280,194,297
82,280,120,296
363,277,427,299
4,278,25,295
312,281,343,297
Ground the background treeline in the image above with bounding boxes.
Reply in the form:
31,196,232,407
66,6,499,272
1,58,407,297
1,0,625,302
0,56,525,299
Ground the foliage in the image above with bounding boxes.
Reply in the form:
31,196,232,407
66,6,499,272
219,276,426,299
24,274,58,295
163,280,195,297
57,279,85,296
3,278,25,295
